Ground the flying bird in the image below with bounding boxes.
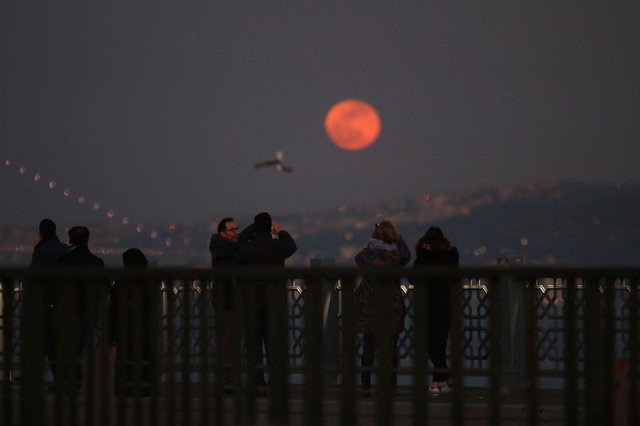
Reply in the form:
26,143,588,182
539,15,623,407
254,151,293,173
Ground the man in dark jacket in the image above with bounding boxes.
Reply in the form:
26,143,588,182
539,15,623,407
209,217,240,389
30,218,69,267
235,212,297,388
56,226,105,391
29,218,69,380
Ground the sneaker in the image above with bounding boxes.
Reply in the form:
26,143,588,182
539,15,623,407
428,385,440,396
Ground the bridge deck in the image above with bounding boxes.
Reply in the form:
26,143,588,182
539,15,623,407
2,384,586,426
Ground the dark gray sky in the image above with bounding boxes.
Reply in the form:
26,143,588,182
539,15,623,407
2,2,639,230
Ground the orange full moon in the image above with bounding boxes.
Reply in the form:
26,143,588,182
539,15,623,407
324,99,381,151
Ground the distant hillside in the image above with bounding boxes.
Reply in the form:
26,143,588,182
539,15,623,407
1,182,638,267
284,181,640,267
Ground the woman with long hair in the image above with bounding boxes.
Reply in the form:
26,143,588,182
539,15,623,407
355,220,411,393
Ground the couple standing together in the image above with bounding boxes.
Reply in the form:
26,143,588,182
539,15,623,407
355,221,459,396
209,211,297,389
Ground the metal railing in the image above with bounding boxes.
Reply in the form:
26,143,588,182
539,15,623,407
0,266,639,425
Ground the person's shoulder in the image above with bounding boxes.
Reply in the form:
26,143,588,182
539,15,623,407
414,246,434,258
57,248,74,262
37,237,68,251
212,241,238,263
58,247,104,266
92,253,105,266
276,230,296,243
447,246,459,257
429,246,459,266
83,248,105,266
234,238,255,255
209,233,224,250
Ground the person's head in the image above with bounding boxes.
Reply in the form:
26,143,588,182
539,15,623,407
417,226,451,250
253,212,272,234
122,248,148,268
39,218,57,239
217,217,239,243
68,226,90,247
424,226,444,241
372,220,400,244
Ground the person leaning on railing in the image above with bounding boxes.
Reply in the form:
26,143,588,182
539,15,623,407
355,220,411,394
233,212,297,390
56,226,106,394
29,218,69,387
414,226,459,397
109,248,160,397
209,217,241,391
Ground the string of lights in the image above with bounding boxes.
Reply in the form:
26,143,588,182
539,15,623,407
2,157,174,247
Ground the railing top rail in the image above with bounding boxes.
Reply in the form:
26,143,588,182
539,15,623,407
1,265,639,281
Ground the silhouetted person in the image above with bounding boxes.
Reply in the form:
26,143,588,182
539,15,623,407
29,218,68,382
110,248,160,397
414,226,459,396
209,217,240,390
56,226,105,392
355,220,411,393
234,212,297,389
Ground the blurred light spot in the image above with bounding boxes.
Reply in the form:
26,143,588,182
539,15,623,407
164,238,172,247
63,188,71,197
419,193,431,201
168,224,176,231
473,246,487,256
520,237,528,247
48,181,56,189
400,277,411,293
19,166,26,174
150,231,158,239
93,202,100,210
344,232,354,241
136,224,144,233
78,195,86,204
4,159,11,166
33,174,41,182
107,210,115,218
121,217,129,225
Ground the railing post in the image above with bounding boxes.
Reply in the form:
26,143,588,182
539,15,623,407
628,277,639,426
584,276,606,425
497,258,528,390
0,277,14,426
310,256,340,386
303,273,324,426
21,276,45,426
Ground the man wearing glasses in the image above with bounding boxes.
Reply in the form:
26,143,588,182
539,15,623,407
209,217,240,391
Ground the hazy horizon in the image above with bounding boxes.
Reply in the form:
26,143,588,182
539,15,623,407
2,2,638,231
